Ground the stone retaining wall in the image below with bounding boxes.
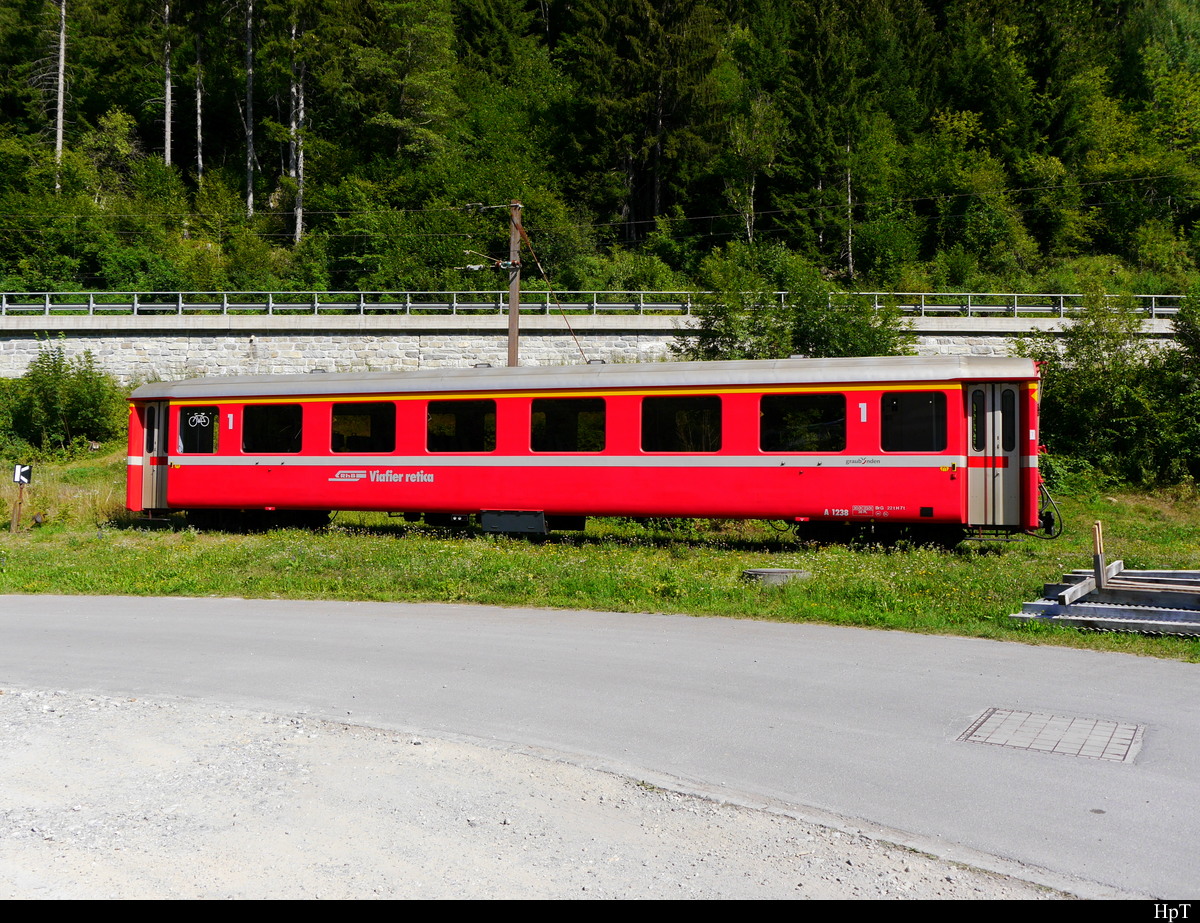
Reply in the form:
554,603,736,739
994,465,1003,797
0,332,680,380
0,314,1175,381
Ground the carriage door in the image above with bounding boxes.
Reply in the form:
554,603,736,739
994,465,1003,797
141,401,169,511
967,384,1021,527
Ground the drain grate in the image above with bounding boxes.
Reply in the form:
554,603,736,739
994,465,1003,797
959,708,1144,762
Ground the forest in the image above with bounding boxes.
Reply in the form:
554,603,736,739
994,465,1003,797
0,0,1198,298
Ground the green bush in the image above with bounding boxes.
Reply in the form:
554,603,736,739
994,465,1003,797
678,241,914,361
5,341,126,455
1016,282,1200,485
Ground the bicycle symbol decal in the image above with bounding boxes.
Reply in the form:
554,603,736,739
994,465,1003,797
188,412,211,428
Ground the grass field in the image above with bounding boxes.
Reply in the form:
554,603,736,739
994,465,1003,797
3,448,1199,661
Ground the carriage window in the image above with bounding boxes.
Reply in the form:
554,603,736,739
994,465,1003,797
532,398,605,452
144,406,157,454
178,405,218,454
641,396,722,452
971,390,986,452
243,404,303,453
881,392,946,452
760,394,845,452
1001,389,1017,452
427,400,496,452
332,402,395,453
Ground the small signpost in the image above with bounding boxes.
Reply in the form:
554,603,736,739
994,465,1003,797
10,464,31,533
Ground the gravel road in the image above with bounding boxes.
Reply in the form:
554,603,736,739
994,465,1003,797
0,687,1065,899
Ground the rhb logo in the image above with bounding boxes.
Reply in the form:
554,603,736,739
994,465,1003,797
328,469,367,483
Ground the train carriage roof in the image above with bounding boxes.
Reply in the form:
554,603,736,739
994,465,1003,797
131,356,1038,401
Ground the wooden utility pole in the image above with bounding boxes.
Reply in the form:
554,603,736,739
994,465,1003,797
507,200,523,367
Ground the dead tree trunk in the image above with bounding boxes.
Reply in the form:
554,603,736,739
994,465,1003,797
845,137,854,279
289,18,304,243
194,35,203,178
54,0,67,192
244,0,254,217
163,0,172,165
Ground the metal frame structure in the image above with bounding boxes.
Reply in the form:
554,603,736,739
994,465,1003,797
0,290,1183,318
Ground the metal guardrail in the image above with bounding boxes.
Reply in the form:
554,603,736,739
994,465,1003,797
0,290,1184,318
0,290,698,316
881,291,1182,318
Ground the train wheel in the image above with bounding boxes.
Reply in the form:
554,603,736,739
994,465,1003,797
186,509,329,532
186,509,247,531
843,523,966,549
251,510,330,531
278,510,331,531
791,522,855,545
186,509,221,531
881,525,966,549
423,513,472,532
913,526,967,550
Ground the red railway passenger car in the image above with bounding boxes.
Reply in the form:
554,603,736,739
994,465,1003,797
127,356,1048,541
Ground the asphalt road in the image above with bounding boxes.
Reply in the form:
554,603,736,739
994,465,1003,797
1,594,1196,898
